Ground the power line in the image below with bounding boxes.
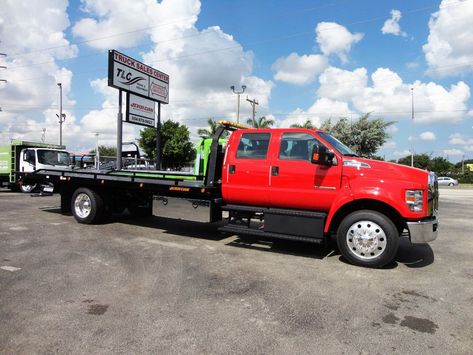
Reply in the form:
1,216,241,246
4,0,355,59
5,0,470,74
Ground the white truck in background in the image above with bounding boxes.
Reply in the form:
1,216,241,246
0,140,71,192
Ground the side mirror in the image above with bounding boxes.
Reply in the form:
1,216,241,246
311,145,334,166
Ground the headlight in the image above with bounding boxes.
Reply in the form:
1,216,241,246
406,190,424,212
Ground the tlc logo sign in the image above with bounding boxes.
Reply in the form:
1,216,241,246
116,67,146,86
108,50,169,104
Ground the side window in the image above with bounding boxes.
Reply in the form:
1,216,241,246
236,133,271,159
24,150,36,164
279,133,320,161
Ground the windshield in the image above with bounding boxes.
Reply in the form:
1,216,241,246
318,132,358,156
37,150,71,166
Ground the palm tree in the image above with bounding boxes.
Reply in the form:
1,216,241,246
290,119,316,129
247,116,275,128
197,118,219,138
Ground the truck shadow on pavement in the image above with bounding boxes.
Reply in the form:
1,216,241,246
118,214,334,260
40,209,435,268
336,237,434,269
126,215,435,268
393,238,434,268
118,214,231,241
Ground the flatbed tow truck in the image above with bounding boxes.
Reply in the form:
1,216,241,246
20,121,438,268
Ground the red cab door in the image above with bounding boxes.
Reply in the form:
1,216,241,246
269,131,342,212
222,131,272,206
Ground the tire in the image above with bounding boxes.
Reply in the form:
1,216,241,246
336,210,399,268
71,188,104,224
20,184,37,193
448,183,454,186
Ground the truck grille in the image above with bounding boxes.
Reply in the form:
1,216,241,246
428,172,439,216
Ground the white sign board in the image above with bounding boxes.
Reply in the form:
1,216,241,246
108,50,169,104
126,93,156,127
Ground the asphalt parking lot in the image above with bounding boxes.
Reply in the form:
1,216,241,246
1,188,472,354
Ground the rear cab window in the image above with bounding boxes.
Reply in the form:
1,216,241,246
236,133,271,159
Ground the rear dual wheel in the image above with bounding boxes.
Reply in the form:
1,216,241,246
336,210,399,268
71,188,104,224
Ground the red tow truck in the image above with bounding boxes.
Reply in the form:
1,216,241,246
20,122,439,268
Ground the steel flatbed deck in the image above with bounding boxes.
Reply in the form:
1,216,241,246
20,168,220,201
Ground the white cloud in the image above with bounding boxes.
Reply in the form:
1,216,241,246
316,66,471,124
443,148,464,156
317,67,367,101
315,22,363,63
74,0,273,141
406,62,420,70
423,0,473,76
449,133,473,145
420,131,436,141
73,0,200,50
272,53,328,85
393,150,411,157
381,9,407,37
279,98,351,128
382,141,397,149
0,0,81,147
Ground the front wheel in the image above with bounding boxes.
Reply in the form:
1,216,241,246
71,188,104,224
448,182,454,186
336,210,399,268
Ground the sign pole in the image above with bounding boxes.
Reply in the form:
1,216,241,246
156,101,161,170
117,90,123,170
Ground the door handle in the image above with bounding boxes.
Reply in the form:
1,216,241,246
271,166,279,176
229,165,236,174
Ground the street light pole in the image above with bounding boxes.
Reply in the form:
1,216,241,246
230,85,246,123
95,132,100,169
57,83,66,146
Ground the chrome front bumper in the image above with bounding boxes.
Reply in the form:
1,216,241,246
407,217,438,244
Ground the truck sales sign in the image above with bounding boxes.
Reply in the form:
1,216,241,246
108,50,169,104
126,93,155,127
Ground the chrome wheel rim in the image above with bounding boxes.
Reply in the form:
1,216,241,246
74,193,92,219
20,184,36,193
346,221,387,260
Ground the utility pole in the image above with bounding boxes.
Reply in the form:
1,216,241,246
57,83,66,146
462,154,465,174
41,128,46,143
230,85,246,123
246,96,259,127
410,87,415,167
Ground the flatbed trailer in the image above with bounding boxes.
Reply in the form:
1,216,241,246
19,123,231,224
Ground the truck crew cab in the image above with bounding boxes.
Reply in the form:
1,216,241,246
20,123,438,268
221,128,438,267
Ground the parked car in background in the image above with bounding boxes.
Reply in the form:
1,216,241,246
438,176,459,186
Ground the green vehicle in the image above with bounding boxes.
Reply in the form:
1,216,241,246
0,140,70,192
193,137,227,176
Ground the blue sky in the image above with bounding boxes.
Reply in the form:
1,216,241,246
1,0,473,162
